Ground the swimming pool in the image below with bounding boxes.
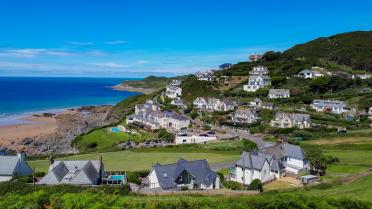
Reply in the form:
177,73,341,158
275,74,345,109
110,175,125,180
111,127,121,133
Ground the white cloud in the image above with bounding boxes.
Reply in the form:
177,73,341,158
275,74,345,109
104,40,128,45
88,62,129,68
67,41,94,46
0,48,74,58
136,60,149,64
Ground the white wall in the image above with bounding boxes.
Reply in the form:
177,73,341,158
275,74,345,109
233,161,270,185
0,176,12,182
175,136,217,145
148,170,160,189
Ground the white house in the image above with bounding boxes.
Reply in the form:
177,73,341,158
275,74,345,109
171,99,186,108
297,69,323,79
311,100,348,114
244,75,271,92
268,89,290,99
175,134,217,145
249,66,269,75
232,109,259,124
0,153,33,182
144,158,220,190
260,142,309,174
165,86,182,99
195,70,215,81
270,112,311,129
127,101,190,131
193,97,235,112
229,151,278,185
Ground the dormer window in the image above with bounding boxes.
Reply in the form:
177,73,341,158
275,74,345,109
163,172,168,178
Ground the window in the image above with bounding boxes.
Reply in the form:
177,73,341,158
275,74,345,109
163,172,168,178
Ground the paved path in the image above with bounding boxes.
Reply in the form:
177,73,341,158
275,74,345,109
214,126,271,149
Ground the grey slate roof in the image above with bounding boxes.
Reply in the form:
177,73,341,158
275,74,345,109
0,154,33,177
235,151,273,170
274,112,311,122
38,160,103,185
261,143,306,160
152,158,217,190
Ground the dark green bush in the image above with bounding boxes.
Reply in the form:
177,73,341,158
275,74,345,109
223,181,244,190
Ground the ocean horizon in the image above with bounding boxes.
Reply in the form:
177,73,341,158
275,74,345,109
0,77,140,126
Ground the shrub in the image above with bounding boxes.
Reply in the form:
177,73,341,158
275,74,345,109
127,170,149,185
249,179,263,192
180,186,189,191
223,181,244,190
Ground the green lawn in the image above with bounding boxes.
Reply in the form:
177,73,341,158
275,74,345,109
29,150,240,173
75,128,155,152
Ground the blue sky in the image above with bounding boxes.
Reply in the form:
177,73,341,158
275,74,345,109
0,0,371,77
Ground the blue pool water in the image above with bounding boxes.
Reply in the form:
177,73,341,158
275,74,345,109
0,77,140,126
110,175,125,180
111,127,121,133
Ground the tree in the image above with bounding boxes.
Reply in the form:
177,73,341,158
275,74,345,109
309,76,330,93
306,148,339,176
243,140,257,152
262,51,281,62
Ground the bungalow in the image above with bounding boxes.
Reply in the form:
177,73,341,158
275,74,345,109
262,102,274,110
144,158,220,190
175,134,217,145
260,142,308,174
249,98,263,108
268,89,290,99
171,99,186,108
0,153,33,182
169,80,182,86
165,85,182,99
270,112,311,129
297,69,323,79
38,158,104,185
232,109,259,124
311,99,348,114
229,151,280,185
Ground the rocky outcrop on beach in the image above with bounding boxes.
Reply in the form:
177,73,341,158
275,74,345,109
14,105,113,156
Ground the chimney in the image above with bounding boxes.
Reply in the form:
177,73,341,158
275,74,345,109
49,155,54,165
17,151,25,162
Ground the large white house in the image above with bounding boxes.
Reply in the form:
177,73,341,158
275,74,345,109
165,86,182,99
193,97,235,112
127,101,190,131
311,100,348,114
0,153,33,182
270,112,311,129
244,66,271,92
229,142,308,185
144,158,220,190
268,89,290,99
232,109,259,124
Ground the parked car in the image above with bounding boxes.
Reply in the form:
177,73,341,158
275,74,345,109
199,134,209,137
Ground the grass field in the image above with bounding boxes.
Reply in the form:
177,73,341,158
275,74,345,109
75,128,156,152
29,150,240,173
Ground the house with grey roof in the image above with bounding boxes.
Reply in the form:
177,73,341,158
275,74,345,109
270,112,311,129
229,151,281,185
0,153,33,182
193,97,235,112
311,99,348,114
165,85,182,99
144,158,220,190
232,109,259,124
297,69,323,79
38,159,104,185
171,99,186,108
268,89,290,99
261,142,308,174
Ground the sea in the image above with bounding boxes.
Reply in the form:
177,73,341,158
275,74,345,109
0,77,140,126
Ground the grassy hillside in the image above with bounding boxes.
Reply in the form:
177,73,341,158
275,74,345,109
283,30,372,72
